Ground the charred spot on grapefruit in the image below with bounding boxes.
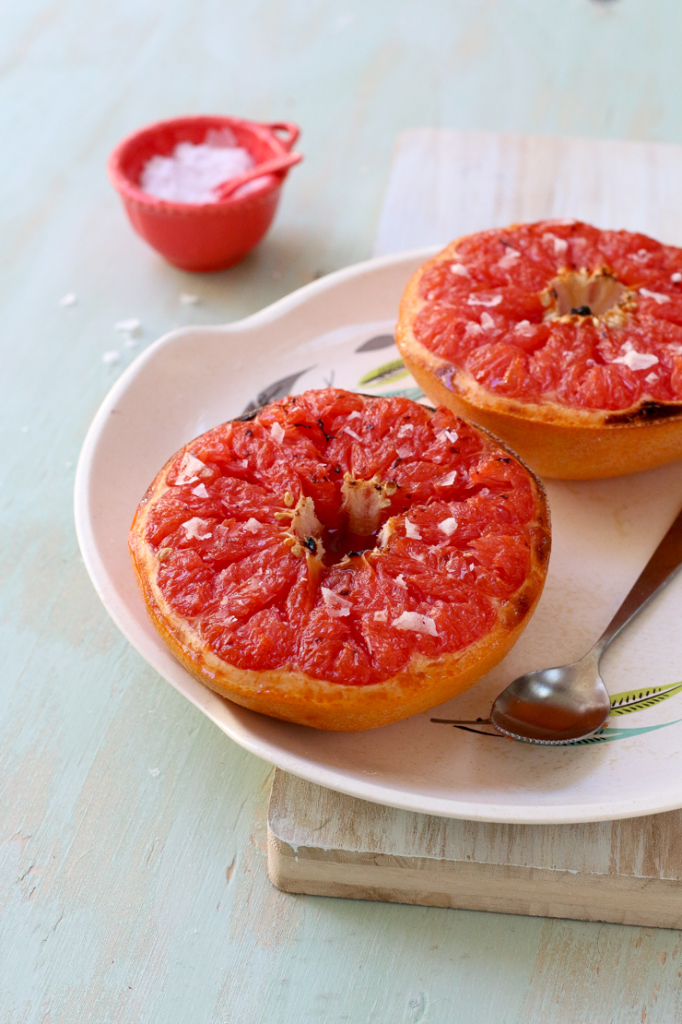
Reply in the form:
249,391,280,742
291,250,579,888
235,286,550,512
396,220,682,479
129,388,550,730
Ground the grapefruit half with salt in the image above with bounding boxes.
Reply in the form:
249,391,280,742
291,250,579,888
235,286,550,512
397,220,682,479
129,388,550,730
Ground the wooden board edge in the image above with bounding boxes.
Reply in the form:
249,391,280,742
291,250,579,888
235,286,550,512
267,829,682,929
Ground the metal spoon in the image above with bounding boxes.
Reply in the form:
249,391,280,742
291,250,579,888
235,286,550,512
490,503,682,744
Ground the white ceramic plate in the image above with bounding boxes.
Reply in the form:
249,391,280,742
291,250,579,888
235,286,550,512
75,250,682,824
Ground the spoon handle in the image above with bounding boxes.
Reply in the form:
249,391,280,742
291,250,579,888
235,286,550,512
595,505,682,654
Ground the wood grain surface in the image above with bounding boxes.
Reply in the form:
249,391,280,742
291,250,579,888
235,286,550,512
269,772,682,929
4,1,682,1022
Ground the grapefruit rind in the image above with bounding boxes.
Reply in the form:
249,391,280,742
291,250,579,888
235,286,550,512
396,230,682,480
129,391,550,732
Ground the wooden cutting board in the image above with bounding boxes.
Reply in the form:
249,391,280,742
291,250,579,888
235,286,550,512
267,129,682,927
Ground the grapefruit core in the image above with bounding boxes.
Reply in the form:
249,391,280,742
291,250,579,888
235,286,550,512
129,388,550,731
396,220,682,479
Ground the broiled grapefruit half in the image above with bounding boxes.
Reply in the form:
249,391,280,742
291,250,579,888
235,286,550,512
129,388,550,731
396,220,682,479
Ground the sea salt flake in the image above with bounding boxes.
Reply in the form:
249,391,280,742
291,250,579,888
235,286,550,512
437,470,457,487
612,349,660,372
514,320,534,337
480,312,495,330
140,137,255,204
396,445,412,459
176,452,206,484
467,294,502,308
437,428,459,443
373,610,388,622
397,423,414,437
244,517,261,533
464,322,482,337
438,517,458,536
183,517,212,540
270,422,285,444
321,586,351,618
672,273,682,284
639,288,670,305
180,292,200,305
115,317,141,334
347,410,362,420
377,520,394,547
449,263,470,277
102,350,120,365
395,574,408,589
343,426,362,441
543,233,568,257
192,483,209,498
148,768,160,778
645,372,659,384
498,250,521,270
391,611,438,637
404,519,422,540
59,292,77,307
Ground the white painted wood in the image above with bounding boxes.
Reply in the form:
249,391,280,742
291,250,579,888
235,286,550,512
374,129,682,255
268,770,682,928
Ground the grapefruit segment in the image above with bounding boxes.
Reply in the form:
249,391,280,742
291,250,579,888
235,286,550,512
130,388,550,730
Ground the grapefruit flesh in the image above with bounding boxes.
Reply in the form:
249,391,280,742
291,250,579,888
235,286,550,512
130,388,550,729
412,221,682,409
397,221,682,478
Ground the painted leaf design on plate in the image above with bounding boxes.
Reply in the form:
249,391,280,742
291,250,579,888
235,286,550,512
241,368,313,415
608,682,682,716
377,386,425,401
355,334,396,353
359,358,410,387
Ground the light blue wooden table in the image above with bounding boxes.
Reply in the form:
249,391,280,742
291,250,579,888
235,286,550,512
3,2,682,1021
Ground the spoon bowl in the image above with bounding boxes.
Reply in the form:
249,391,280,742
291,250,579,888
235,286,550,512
490,654,611,744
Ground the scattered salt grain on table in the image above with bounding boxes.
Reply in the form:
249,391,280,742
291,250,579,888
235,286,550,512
140,129,260,204
59,292,77,307
115,317,141,334
102,350,120,365
180,292,200,305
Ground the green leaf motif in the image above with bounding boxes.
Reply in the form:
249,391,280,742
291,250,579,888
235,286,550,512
377,386,425,401
359,358,409,387
574,719,682,744
609,682,682,716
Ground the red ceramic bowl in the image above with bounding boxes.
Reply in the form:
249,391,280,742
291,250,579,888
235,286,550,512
108,115,301,272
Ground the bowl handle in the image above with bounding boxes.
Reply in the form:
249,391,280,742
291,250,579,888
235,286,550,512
263,122,300,151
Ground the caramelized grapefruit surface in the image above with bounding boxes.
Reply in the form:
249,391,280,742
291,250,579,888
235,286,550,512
130,388,550,730
397,220,682,478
